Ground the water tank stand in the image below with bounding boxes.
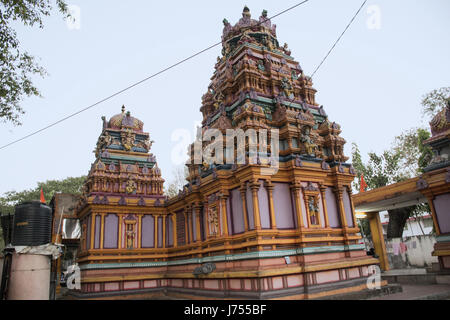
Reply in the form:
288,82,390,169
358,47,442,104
0,247,14,300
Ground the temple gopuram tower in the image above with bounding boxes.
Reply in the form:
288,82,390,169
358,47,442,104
74,7,381,299
76,106,167,293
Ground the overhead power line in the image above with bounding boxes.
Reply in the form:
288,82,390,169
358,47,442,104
0,0,310,151
310,0,368,79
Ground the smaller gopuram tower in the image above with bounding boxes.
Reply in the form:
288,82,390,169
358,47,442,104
76,106,165,276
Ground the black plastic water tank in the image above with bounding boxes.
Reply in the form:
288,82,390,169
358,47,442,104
12,201,52,246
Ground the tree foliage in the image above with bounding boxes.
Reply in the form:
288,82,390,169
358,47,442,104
0,175,85,215
421,87,450,120
0,0,68,125
164,166,188,198
351,126,433,239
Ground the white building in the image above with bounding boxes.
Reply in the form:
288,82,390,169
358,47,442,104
380,211,434,237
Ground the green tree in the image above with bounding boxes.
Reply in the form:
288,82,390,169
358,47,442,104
351,127,432,239
0,0,68,125
420,87,450,120
0,176,85,215
164,166,188,198
352,87,448,239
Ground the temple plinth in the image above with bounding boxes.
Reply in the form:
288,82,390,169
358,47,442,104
74,7,382,299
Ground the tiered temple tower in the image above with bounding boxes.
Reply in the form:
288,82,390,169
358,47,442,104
75,7,381,299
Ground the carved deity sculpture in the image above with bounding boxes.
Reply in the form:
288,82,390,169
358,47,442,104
126,224,135,249
94,131,112,157
308,197,319,225
126,178,136,194
122,129,135,151
301,126,317,156
208,206,219,235
281,77,294,99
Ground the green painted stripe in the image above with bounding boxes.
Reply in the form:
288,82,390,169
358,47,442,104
79,244,365,271
436,235,450,243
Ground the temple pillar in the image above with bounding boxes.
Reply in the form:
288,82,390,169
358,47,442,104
319,185,330,228
203,199,209,240
171,214,177,247
367,211,389,271
264,181,277,230
425,195,441,236
220,194,229,236
183,210,189,244
194,204,202,241
100,213,106,249
154,214,159,249
240,184,249,232
137,214,143,248
162,215,166,249
118,214,123,249
90,213,96,250
250,180,261,230
291,184,305,230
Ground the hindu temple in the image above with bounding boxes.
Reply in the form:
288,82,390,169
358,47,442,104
73,7,381,299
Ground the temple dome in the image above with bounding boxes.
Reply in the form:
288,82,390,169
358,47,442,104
222,6,277,43
107,105,144,132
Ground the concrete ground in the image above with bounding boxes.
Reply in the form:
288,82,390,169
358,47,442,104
370,268,450,300
368,284,450,300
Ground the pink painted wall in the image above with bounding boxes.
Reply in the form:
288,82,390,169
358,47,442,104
325,187,341,228
141,215,155,248
273,183,295,229
342,188,354,227
104,214,118,249
316,270,340,284
94,215,101,249
230,188,245,234
258,180,271,229
434,194,450,233
166,216,173,247
86,215,91,250
157,216,163,248
105,282,119,291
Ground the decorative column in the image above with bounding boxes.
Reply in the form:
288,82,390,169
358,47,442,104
162,215,166,249
100,213,106,249
118,214,123,249
264,181,277,230
291,184,305,230
154,214,159,249
220,193,229,236
367,211,389,271
203,199,209,240
184,209,190,244
90,213,96,250
194,204,202,242
171,214,178,247
334,186,351,256
319,185,330,228
347,187,358,231
334,187,349,230
250,180,261,230
137,214,143,248
240,183,249,231
425,195,441,236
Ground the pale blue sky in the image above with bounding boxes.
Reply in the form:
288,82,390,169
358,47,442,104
0,0,449,195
